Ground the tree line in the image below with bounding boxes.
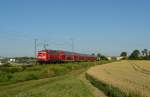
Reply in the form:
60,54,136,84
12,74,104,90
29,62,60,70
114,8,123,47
120,49,150,60
95,49,150,61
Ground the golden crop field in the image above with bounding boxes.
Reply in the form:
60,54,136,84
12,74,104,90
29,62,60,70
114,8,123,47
87,61,150,97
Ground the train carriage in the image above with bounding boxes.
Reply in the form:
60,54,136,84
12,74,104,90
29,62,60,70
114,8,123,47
37,49,96,63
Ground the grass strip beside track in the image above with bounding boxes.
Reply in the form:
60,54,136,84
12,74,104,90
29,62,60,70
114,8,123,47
0,69,94,97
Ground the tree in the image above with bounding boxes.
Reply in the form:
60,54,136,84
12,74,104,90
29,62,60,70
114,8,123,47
149,51,150,58
144,49,148,57
96,53,101,61
120,52,127,57
129,50,141,60
141,49,149,60
97,53,101,57
100,55,108,60
91,53,95,56
141,50,145,56
120,52,128,60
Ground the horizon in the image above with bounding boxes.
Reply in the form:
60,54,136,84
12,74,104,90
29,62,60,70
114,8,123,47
0,0,150,57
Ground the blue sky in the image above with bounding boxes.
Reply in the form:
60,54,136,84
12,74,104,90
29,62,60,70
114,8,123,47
0,0,150,57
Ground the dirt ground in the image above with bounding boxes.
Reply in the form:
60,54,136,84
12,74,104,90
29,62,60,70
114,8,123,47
79,73,107,97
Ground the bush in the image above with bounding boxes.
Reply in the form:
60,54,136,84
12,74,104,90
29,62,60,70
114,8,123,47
0,61,110,85
2,63,11,67
0,66,24,73
0,72,13,82
25,73,39,81
49,66,69,76
25,66,41,71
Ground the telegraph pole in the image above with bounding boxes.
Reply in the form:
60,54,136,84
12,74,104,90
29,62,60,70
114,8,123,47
43,40,48,50
34,39,37,58
70,38,74,61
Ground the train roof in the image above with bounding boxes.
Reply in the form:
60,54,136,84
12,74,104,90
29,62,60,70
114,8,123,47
38,49,96,57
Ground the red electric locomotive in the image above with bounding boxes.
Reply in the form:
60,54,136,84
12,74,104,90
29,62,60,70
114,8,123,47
37,49,96,63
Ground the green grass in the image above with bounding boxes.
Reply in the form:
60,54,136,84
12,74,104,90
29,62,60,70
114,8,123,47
0,61,110,85
0,69,93,97
0,61,111,97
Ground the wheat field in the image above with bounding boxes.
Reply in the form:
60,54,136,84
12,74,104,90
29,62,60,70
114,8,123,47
87,61,150,97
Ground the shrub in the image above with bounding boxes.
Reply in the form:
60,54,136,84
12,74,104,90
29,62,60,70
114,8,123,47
49,66,69,76
0,72,13,82
0,66,24,73
2,63,11,67
25,73,39,80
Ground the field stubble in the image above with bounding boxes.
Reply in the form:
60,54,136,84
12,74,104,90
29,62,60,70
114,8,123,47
87,60,150,97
